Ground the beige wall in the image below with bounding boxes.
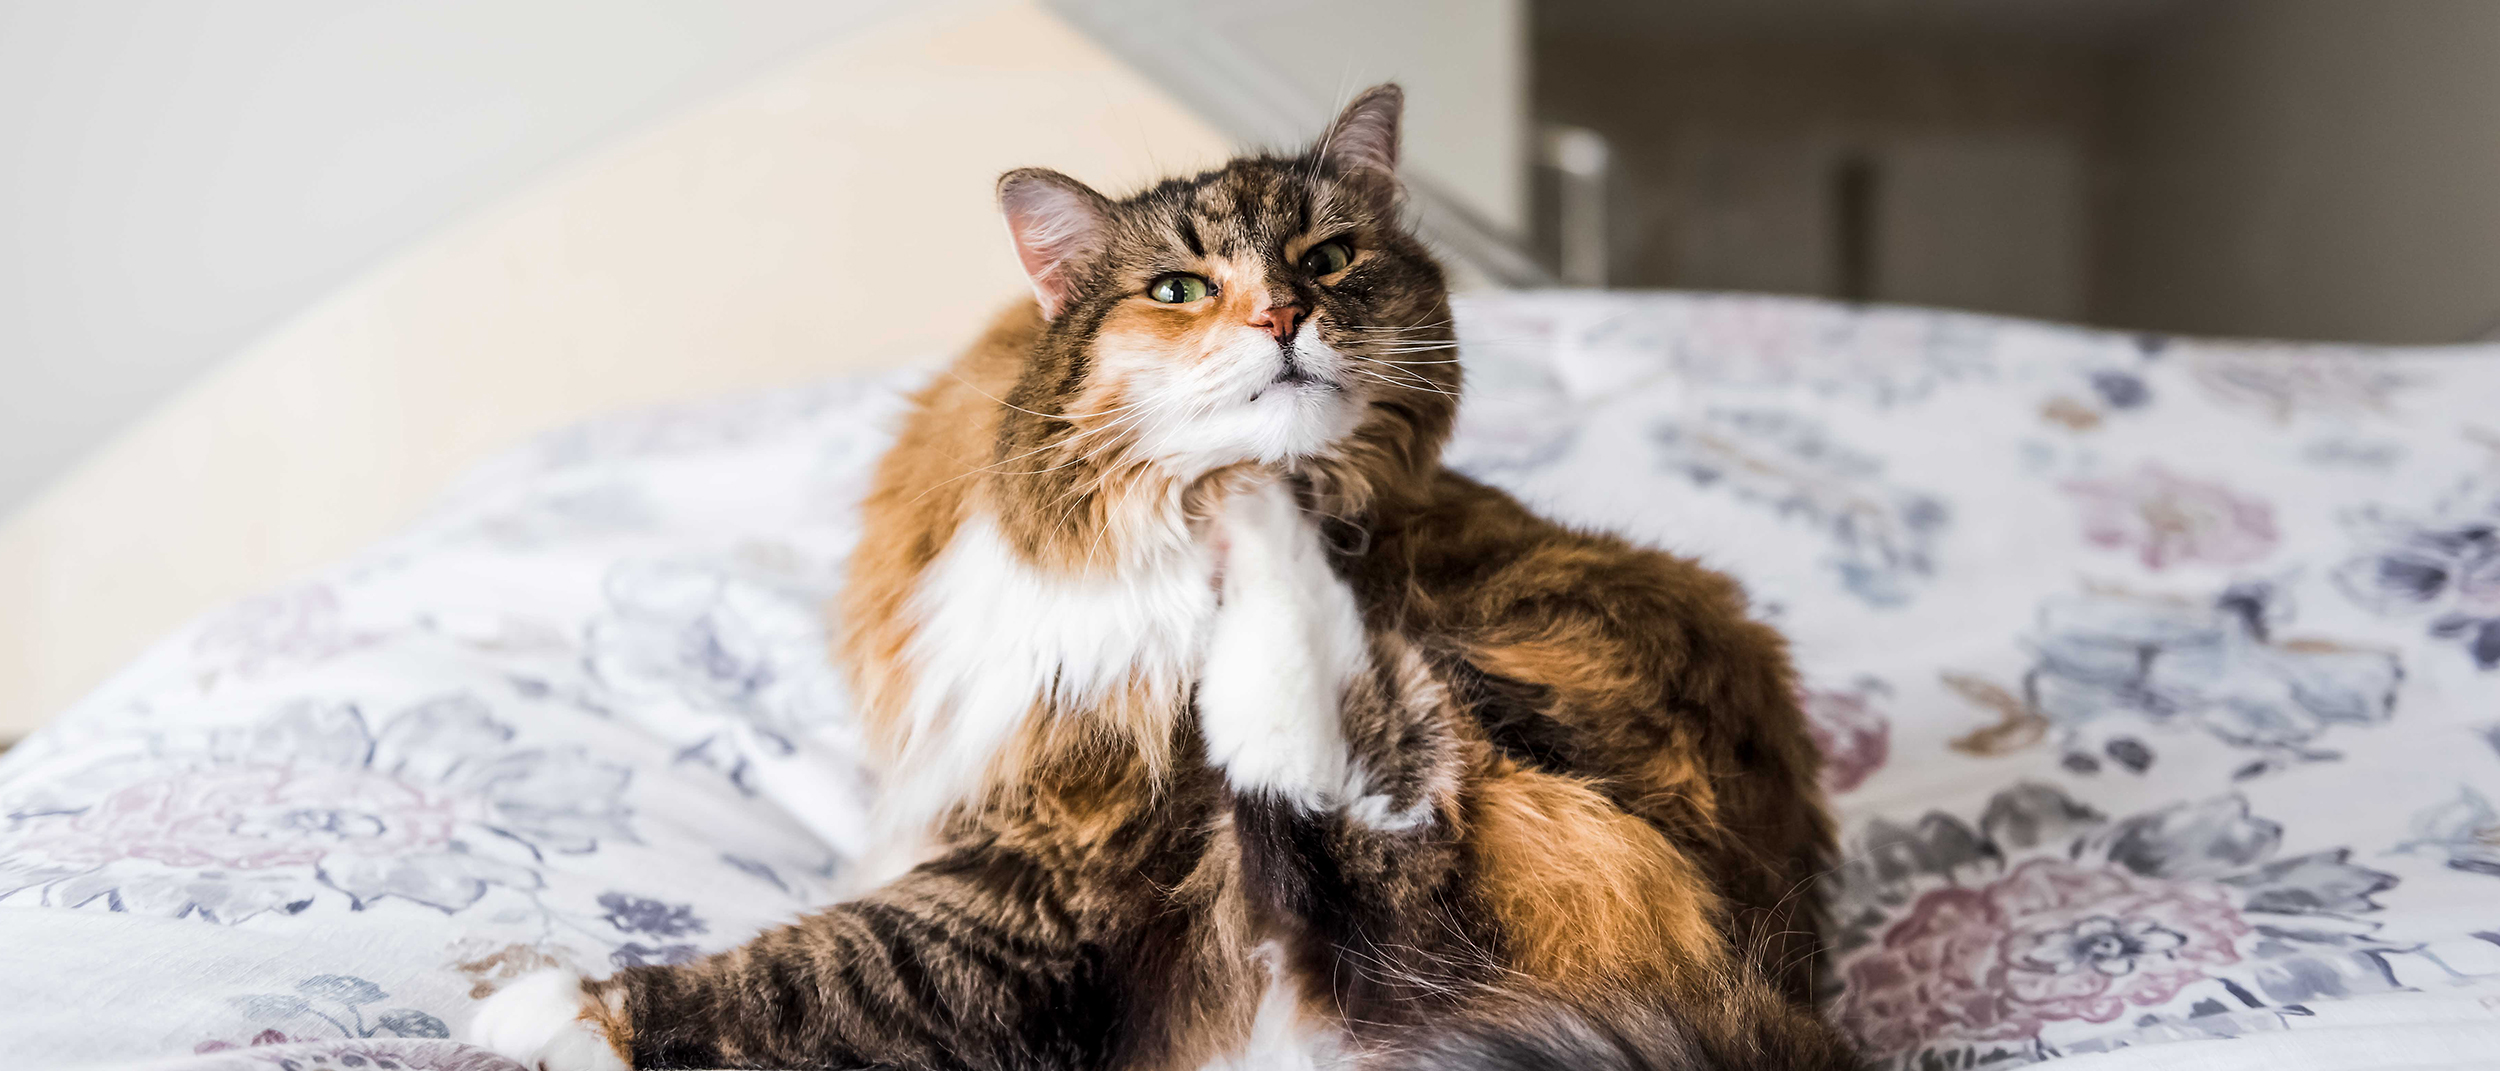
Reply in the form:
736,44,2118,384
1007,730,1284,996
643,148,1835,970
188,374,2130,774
2098,0,2500,343
0,0,1232,737
0,0,911,519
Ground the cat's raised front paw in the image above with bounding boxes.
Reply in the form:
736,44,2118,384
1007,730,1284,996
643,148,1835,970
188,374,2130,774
467,968,630,1071
1201,480,1366,805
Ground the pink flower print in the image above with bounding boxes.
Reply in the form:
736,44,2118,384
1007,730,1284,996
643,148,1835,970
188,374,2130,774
191,584,384,676
2064,464,2277,570
0,696,630,920
194,1028,301,1053
1836,858,2250,1053
35,765,459,870
1801,686,1891,794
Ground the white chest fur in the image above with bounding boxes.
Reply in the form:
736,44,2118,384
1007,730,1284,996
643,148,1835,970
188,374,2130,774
877,514,1218,846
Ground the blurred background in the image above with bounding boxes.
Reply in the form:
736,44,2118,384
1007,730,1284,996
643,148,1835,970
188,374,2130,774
4,0,2497,740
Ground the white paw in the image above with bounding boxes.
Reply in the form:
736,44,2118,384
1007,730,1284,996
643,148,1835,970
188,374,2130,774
467,968,629,1071
1201,481,1367,807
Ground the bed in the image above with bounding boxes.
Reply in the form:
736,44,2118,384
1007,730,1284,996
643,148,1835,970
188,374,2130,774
4,291,2496,1070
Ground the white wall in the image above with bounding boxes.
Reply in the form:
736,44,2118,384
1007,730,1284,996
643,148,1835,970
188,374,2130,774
0,0,908,517
0,0,1233,736
2098,0,2500,343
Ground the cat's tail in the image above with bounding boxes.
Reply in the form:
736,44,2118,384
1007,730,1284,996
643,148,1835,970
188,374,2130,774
1366,987,1865,1071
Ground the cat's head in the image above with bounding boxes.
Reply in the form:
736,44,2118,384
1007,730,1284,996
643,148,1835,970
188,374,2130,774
991,85,1457,517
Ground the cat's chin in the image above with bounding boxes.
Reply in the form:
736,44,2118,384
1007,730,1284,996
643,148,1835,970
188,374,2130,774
1142,389,1362,474
1251,388,1361,461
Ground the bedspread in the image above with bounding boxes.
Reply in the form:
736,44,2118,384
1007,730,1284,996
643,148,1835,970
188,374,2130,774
4,291,2498,1070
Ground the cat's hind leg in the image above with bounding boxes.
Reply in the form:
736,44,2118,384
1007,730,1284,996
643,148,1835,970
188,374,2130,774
468,967,630,1071
466,840,1163,1070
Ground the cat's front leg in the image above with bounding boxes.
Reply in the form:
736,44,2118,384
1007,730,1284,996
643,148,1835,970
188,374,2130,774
1201,479,1462,827
1197,478,1373,809
1200,480,1476,1018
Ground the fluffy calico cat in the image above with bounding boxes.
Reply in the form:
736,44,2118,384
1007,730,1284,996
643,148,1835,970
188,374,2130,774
471,85,1858,1071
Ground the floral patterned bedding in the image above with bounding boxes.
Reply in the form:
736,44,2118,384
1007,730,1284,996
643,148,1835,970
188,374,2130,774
4,291,2498,1070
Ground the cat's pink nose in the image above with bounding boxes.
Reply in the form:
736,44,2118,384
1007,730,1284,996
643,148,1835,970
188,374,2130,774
1247,299,1306,342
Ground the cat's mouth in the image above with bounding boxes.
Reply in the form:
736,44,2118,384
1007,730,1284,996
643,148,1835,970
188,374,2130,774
1252,359,1338,400
1275,365,1331,388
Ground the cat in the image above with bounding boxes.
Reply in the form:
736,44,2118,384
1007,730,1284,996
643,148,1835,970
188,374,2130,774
470,84,1858,1071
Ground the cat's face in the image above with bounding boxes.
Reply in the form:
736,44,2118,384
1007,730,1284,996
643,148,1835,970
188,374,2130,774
995,86,1457,490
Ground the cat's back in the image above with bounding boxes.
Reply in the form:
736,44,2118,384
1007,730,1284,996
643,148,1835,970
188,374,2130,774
1368,467,1781,671
1350,469,1743,618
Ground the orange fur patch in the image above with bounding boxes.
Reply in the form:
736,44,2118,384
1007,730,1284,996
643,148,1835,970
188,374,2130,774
1467,761,1729,991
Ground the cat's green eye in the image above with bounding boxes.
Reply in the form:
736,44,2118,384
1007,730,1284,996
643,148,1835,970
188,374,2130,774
1148,274,1211,304
1300,240,1354,276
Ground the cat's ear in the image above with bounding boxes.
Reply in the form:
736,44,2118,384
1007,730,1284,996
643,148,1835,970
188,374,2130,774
998,168,1112,320
1315,84,1403,182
